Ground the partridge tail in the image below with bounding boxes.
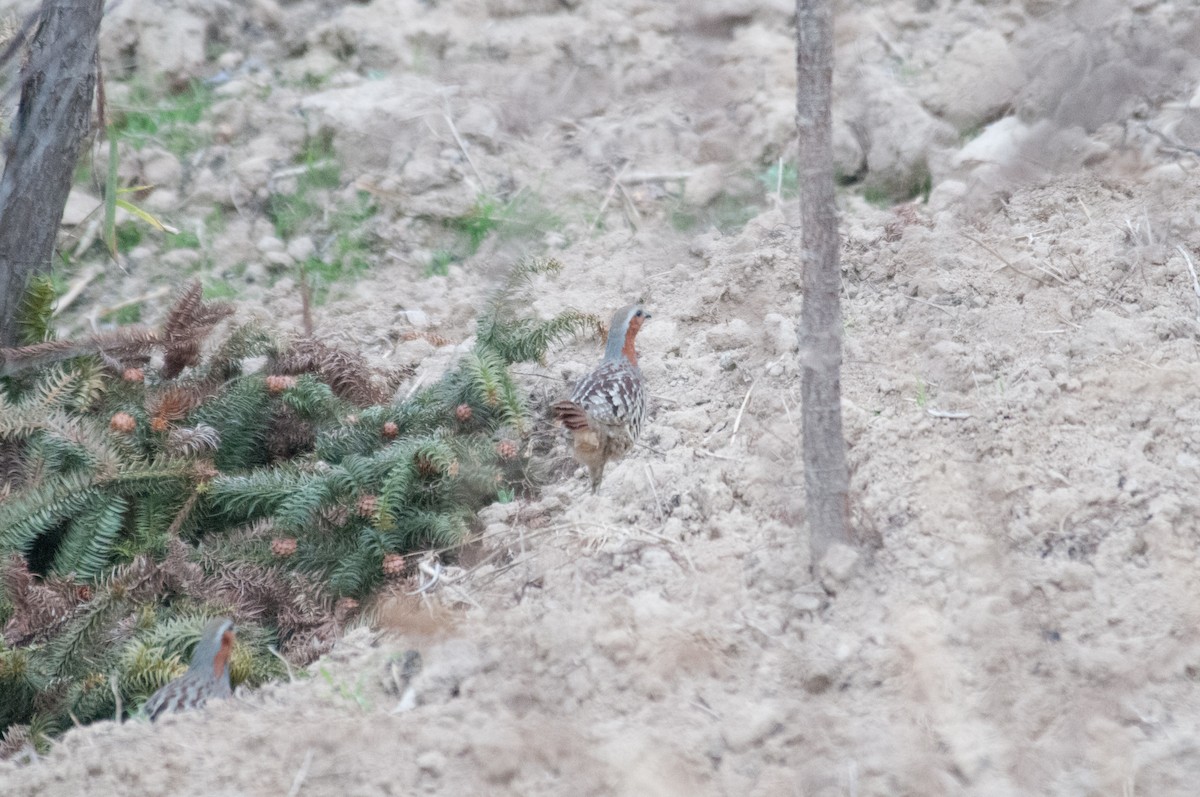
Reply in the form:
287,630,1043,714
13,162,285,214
552,400,590,431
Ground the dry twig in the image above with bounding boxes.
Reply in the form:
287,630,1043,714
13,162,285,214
1175,244,1200,321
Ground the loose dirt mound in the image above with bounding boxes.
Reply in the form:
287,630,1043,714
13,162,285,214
4,1,1200,795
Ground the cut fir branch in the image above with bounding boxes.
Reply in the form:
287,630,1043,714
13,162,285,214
0,259,590,750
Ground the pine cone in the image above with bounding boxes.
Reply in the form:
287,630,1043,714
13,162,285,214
265,374,297,394
271,537,298,558
122,367,144,383
455,403,473,422
382,421,399,439
150,416,171,433
495,439,518,461
109,412,136,434
382,553,406,577
356,494,379,518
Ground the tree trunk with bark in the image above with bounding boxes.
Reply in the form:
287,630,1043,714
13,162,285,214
795,0,851,567
0,0,103,347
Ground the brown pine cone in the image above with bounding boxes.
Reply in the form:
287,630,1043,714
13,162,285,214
382,421,399,439
109,412,136,434
271,537,298,558
495,439,518,461
265,374,297,394
122,367,144,383
356,494,379,518
382,553,406,577
455,403,472,422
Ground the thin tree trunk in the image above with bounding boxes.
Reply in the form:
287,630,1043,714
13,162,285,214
795,0,851,566
0,0,103,347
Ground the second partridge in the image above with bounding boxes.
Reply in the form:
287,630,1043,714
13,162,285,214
143,617,236,721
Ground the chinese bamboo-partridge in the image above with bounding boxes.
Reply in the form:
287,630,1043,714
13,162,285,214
143,617,236,721
552,304,650,492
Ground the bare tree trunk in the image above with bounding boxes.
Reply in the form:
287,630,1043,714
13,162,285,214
0,0,103,347
795,0,851,567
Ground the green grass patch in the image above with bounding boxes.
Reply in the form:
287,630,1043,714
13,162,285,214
266,136,346,239
860,163,932,207
428,250,456,277
202,279,238,301
115,223,142,253
863,185,893,207
757,161,799,199
111,303,142,325
670,192,762,235
266,193,319,240
110,80,214,156
433,191,563,272
296,192,380,304
165,230,202,250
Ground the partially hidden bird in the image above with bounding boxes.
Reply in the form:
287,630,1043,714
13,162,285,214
552,304,650,492
143,617,236,721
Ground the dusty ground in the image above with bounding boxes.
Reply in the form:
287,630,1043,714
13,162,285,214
4,0,1200,794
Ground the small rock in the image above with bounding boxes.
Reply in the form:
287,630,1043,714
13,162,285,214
287,235,316,261
790,593,821,613
398,338,436,361
683,163,726,207
256,235,285,253
416,750,445,776
264,251,295,272
243,262,268,284
707,319,753,351
141,149,182,188
817,544,860,594
137,11,206,80
472,727,520,785
721,704,783,753
61,190,103,227
162,249,200,270
217,51,245,71
403,309,430,328
663,408,711,434
236,156,274,191
594,627,636,664
920,30,1024,129
763,313,798,356
1050,562,1094,593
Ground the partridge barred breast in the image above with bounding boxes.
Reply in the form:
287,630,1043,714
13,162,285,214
552,304,650,492
143,617,235,721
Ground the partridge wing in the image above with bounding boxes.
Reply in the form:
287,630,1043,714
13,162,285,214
572,362,645,438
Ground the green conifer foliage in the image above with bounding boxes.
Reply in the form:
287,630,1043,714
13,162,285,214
0,260,595,752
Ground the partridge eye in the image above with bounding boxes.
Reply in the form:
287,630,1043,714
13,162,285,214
635,310,643,317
